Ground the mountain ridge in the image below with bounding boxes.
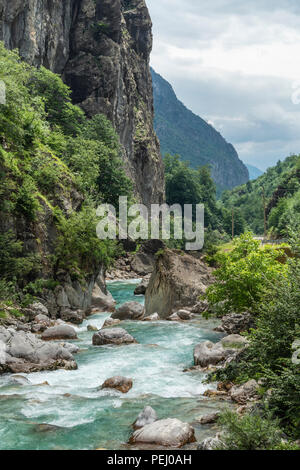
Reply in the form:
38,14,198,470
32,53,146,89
151,68,249,192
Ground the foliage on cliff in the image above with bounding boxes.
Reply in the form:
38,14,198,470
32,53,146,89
0,43,132,301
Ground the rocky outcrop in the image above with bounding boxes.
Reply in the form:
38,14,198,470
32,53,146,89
145,248,214,318
92,327,137,345
129,418,196,447
194,335,249,368
0,327,77,374
216,312,254,334
230,380,259,405
0,0,164,205
91,284,116,313
133,406,157,430
100,376,133,393
111,301,144,320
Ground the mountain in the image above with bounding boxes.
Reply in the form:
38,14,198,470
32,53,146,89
0,0,164,206
246,164,264,180
222,155,300,235
151,68,249,192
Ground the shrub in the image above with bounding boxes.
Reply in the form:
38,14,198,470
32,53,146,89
205,232,288,314
218,410,283,450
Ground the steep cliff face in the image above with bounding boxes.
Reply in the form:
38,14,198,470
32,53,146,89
152,68,249,193
0,0,164,205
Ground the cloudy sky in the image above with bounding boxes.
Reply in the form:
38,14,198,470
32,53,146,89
147,0,300,170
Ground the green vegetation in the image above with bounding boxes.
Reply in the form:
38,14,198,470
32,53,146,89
222,155,300,236
205,233,288,314
208,233,300,441
0,42,132,305
217,410,284,450
151,68,249,192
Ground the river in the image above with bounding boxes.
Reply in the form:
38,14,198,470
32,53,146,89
0,280,224,450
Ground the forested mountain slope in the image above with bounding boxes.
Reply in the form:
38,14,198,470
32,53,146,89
222,155,300,235
151,68,249,192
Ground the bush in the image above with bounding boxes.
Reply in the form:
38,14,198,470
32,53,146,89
205,232,288,314
218,410,283,450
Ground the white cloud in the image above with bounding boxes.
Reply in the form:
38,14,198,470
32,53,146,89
147,0,300,170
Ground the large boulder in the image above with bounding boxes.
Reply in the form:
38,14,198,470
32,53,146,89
91,283,116,312
92,328,137,346
100,376,133,393
133,406,157,430
111,302,144,321
145,248,213,319
193,340,235,367
129,418,196,447
0,327,77,374
230,380,259,405
41,325,77,341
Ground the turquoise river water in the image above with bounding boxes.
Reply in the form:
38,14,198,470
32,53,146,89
0,280,224,450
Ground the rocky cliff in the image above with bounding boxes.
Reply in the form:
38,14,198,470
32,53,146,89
0,0,164,205
151,68,249,193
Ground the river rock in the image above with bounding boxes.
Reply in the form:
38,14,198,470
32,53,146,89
87,324,98,332
221,334,249,349
133,406,158,430
193,341,235,367
197,434,223,450
167,313,181,322
175,310,192,320
91,284,116,312
41,325,77,341
60,309,85,325
100,376,133,393
9,375,32,386
111,302,144,321
0,327,77,374
102,318,121,329
145,248,214,319
92,328,137,346
134,278,149,295
198,412,220,425
230,380,259,404
129,418,196,447
143,313,160,322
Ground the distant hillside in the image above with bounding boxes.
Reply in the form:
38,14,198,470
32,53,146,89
151,68,249,192
222,155,300,235
246,164,263,180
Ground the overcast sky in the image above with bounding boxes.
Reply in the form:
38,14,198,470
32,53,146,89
147,0,300,170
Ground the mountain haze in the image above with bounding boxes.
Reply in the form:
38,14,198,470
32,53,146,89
151,68,249,192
